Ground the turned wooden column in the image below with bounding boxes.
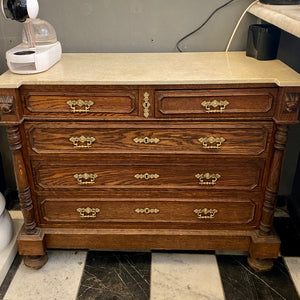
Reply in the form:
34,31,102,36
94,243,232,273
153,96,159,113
1,93,47,269
6,126,37,235
259,124,288,236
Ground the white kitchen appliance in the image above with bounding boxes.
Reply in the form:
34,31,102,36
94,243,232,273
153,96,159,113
1,0,62,74
0,192,13,251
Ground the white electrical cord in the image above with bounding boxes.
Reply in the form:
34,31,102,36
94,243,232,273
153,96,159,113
225,0,259,52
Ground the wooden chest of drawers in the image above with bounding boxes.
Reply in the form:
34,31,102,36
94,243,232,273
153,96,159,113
0,52,300,271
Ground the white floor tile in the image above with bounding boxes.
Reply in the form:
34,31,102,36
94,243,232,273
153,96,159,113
150,253,225,300
284,257,300,297
8,211,23,220
0,218,23,286
3,250,87,300
274,208,290,218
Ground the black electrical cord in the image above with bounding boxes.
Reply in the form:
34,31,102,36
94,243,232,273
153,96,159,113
176,0,236,52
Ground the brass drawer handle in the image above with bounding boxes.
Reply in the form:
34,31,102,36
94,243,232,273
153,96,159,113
77,207,100,218
135,208,160,214
195,173,221,185
198,137,225,149
74,173,98,185
67,99,94,113
194,208,218,219
134,173,159,180
201,100,229,113
69,136,96,148
133,137,160,144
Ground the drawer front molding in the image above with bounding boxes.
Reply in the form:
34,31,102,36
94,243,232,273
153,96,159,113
23,90,139,118
40,198,257,225
34,161,262,191
25,122,271,156
155,89,275,118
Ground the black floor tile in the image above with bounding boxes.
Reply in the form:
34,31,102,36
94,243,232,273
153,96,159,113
151,249,215,255
274,217,300,257
217,255,299,300
77,251,151,300
0,254,22,300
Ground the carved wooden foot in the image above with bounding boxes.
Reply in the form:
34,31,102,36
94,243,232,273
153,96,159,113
247,257,273,272
24,254,48,270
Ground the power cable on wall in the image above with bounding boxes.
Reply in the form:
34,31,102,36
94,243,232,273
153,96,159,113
176,0,259,52
176,0,235,52
225,0,258,51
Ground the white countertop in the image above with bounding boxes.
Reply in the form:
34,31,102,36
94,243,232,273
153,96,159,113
0,52,300,88
248,2,300,38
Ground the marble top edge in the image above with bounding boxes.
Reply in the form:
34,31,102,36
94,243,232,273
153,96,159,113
248,3,300,38
0,52,300,88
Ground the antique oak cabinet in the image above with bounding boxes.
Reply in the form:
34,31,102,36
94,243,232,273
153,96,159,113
0,52,300,271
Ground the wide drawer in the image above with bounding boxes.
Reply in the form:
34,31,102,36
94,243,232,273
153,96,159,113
39,198,257,225
25,122,272,156
22,90,139,117
155,88,276,118
32,159,264,191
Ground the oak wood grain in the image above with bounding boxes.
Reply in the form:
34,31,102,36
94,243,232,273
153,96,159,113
1,82,297,270
32,159,264,192
39,198,257,225
155,88,276,118
25,121,272,156
23,90,139,117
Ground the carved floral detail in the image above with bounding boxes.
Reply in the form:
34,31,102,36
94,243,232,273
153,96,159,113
0,95,14,114
285,93,300,113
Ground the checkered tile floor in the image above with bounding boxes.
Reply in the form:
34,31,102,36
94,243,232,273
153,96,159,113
0,214,299,300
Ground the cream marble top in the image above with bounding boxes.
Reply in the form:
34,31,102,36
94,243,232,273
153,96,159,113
0,52,300,88
249,2,300,38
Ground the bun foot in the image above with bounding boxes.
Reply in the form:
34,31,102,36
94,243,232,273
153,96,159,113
247,257,273,272
24,254,48,270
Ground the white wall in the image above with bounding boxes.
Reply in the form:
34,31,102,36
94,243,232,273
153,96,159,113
0,0,256,73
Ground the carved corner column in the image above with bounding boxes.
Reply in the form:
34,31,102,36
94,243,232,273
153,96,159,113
6,126,37,234
247,124,288,272
6,126,47,269
248,89,300,272
259,124,288,236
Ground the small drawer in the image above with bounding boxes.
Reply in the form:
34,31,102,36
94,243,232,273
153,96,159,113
33,159,264,192
155,88,276,119
25,122,273,156
39,198,257,226
22,90,139,118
